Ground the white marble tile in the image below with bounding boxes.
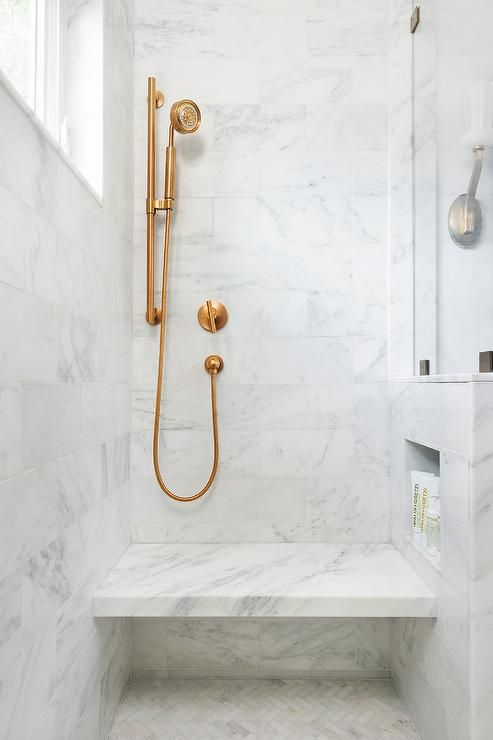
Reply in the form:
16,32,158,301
103,435,130,495
99,638,130,740
307,2,388,57
165,620,260,671
260,620,356,671
131,430,260,482
304,338,354,383
81,383,117,447
0,464,58,583
0,283,58,383
0,570,21,680
57,444,104,528
306,383,388,431
131,619,165,670
212,476,306,529
355,431,390,477
260,55,352,106
213,106,305,154
57,313,99,383
0,183,28,290
22,527,82,644
354,151,388,197
0,622,56,740
306,104,388,151
0,383,22,480
21,384,84,469
353,337,388,381
307,477,389,530
356,619,390,670
259,430,356,478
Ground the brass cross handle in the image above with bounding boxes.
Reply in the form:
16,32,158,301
198,300,228,333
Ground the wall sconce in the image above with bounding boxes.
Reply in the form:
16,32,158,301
448,81,493,247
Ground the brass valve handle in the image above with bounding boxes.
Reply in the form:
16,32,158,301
198,300,228,333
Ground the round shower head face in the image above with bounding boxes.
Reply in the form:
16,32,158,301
170,100,201,134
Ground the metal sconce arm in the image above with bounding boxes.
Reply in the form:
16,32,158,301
448,146,485,247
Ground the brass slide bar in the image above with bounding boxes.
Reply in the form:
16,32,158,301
146,76,164,325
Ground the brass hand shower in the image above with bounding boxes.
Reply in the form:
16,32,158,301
146,78,226,502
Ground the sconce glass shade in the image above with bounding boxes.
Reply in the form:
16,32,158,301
462,80,493,147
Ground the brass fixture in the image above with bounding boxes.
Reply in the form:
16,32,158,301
146,77,164,325
198,300,228,333
146,76,224,502
170,100,201,134
205,355,224,374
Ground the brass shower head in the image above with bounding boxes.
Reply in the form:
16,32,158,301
170,99,201,134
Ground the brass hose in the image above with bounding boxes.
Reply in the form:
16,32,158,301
152,208,221,502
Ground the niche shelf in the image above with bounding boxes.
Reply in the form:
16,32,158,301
405,439,441,571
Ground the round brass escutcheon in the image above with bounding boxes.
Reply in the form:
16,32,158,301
197,300,228,333
204,355,224,375
156,90,165,108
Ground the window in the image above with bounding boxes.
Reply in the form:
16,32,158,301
0,0,103,195
0,0,66,141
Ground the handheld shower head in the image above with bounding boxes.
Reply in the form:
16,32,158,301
170,99,201,134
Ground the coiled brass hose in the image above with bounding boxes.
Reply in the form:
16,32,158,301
152,208,222,502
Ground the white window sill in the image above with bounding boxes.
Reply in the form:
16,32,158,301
0,70,103,207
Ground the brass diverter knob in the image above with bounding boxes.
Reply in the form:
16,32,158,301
198,300,228,333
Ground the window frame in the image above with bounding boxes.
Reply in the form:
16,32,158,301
33,0,67,144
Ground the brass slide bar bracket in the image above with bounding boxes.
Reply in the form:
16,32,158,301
146,76,165,325
198,300,228,333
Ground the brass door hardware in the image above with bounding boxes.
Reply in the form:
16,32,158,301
146,76,224,503
198,301,228,333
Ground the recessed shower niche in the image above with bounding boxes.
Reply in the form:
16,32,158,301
405,439,441,570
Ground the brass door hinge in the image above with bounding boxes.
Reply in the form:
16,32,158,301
411,5,420,33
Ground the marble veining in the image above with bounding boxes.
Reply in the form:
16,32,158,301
132,0,391,546
94,543,436,618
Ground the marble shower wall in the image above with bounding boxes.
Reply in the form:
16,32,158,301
390,378,493,739
0,2,134,738
132,0,391,543
390,379,472,739
130,618,391,679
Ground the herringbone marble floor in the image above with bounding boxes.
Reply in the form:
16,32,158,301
108,678,420,739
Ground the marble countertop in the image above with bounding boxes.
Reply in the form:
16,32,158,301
93,543,437,619
391,373,493,383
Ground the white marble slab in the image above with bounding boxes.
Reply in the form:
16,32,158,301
391,373,493,383
93,543,436,619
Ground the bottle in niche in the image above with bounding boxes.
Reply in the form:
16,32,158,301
411,470,435,545
425,480,441,560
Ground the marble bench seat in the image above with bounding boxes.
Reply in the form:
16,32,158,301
93,543,436,619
